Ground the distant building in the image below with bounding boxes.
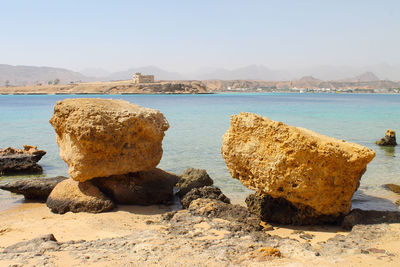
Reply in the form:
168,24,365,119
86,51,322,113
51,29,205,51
132,73,154,84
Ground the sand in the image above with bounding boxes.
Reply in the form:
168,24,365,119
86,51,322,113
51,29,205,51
0,202,399,266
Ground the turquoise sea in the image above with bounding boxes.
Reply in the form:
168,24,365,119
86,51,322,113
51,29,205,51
0,93,399,211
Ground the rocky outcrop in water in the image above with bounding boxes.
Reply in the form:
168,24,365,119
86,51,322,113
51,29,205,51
92,168,179,205
0,145,46,175
49,98,169,182
221,112,375,224
46,179,115,214
376,129,397,146
0,176,67,200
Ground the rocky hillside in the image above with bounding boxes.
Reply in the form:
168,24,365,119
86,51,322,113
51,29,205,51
0,80,209,94
0,64,89,86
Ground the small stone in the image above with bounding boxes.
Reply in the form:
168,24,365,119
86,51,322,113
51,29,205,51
249,247,281,260
299,233,314,240
366,248,386,254
162,211,177,221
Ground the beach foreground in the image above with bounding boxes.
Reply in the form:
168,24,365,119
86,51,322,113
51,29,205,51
0,202,399,266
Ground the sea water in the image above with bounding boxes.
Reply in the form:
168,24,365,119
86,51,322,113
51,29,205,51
0,93,399,211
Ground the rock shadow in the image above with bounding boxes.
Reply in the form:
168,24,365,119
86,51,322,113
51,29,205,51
342,190,400,229
351,189,399,211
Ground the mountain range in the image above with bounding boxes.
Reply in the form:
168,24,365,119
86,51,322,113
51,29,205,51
1,64,400,86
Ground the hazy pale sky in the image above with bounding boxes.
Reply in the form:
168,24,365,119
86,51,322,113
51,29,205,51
1,0,399,72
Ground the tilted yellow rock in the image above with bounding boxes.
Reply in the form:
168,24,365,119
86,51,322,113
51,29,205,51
221,112,375,216
50,98,169,182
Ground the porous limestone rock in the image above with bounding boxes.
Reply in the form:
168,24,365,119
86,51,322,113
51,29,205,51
49,98,169,182
0,145,46,175
376,129,397,146
46,179,114,214
92,168,179,205
221,112,375,219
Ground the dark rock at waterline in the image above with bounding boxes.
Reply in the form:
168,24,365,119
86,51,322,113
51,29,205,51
92,168,179,205
384,184,400,194
0,176,67,200
176,168,213,198
0,145,46,175
245,193,343,225
341,208,400,230
180,186,230,208
376,129,397,146
46,179,114,214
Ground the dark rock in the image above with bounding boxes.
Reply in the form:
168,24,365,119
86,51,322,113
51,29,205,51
180,186,230,208
384,184,400,194
187,198,261,231
0,176,67,200
376,129,397,146
245,193,343,225
176,168,213,197
46,179,114,214
3,234,58,253
341,208,400,230
0,145,46,175
92,168,179,205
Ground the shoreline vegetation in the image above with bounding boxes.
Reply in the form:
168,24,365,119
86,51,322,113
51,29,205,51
1,78,400,95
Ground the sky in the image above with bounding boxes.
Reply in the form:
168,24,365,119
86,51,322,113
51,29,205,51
0,0,399,73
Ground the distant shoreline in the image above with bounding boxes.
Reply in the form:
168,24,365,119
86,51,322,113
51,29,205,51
1,91,399,96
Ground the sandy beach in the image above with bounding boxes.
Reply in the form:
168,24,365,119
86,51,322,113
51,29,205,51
0,200,399,266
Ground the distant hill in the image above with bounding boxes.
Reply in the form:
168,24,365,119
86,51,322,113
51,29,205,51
298,76,321,82
342,72,380,82
0,64,89,86
1,63,399,87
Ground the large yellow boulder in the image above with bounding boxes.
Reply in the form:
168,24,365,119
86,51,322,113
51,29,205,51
221,112,375,217
50,98,169,182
